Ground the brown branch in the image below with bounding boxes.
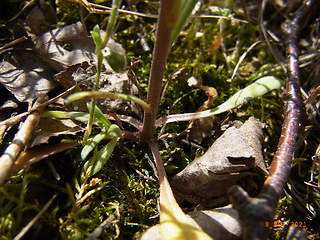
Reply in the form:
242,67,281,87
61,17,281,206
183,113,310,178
140,0,181,140
229,1,320,239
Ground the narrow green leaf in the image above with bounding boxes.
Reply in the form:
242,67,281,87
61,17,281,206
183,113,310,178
81,132,109,161
91,25,103,49
81,147,98,181
106,124,121,138
82,139,118,178
209,76,284,115
171,0,199,45
67,112,90,123
67,91,152,113
44,110,109,131
43,110,90,122
42,110,70,118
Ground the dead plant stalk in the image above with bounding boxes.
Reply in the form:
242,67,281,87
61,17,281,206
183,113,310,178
0,96,47,184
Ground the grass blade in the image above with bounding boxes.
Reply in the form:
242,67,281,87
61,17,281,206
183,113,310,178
209,76,284,115
170,0,199,45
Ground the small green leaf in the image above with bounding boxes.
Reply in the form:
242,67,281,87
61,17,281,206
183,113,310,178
67,112,90,123
81,132,109,161
106,124,121,138
91,25,103,49
81,138,118,178
103,47,126,72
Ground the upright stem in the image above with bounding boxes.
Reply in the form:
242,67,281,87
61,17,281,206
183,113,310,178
83,53,103,143
140,0,181,140
83,0,121,143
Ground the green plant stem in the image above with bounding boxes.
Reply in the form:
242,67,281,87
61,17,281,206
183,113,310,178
141,0,181,140
83,53,103,143
101,0,121,49
84,0,121,143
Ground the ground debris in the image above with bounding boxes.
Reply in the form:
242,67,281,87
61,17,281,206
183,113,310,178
171,117,266,207
140,204,241,240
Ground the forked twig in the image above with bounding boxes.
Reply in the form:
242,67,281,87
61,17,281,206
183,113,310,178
229,1,320,239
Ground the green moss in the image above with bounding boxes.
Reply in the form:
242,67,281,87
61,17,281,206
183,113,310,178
2,0,319,239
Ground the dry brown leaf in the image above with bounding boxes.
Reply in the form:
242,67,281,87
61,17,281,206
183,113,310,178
0,52,56,103
31,117,83,147
188,205,241,240
34,22,96,72
25,0,57,36
12,142,79,174
34,21,125,73
171,117,266,207
54,62,91,89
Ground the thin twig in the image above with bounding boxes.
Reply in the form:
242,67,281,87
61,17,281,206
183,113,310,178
67,0,249,23
231,41,261,81
260,0,287,72
229,1,320,239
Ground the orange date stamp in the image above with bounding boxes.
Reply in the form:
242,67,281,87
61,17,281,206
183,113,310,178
265,219,307,230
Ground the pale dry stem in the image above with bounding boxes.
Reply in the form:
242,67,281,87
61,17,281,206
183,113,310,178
0,96,47,184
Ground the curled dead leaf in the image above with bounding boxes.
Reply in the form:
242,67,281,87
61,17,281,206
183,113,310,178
171,117,266,207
